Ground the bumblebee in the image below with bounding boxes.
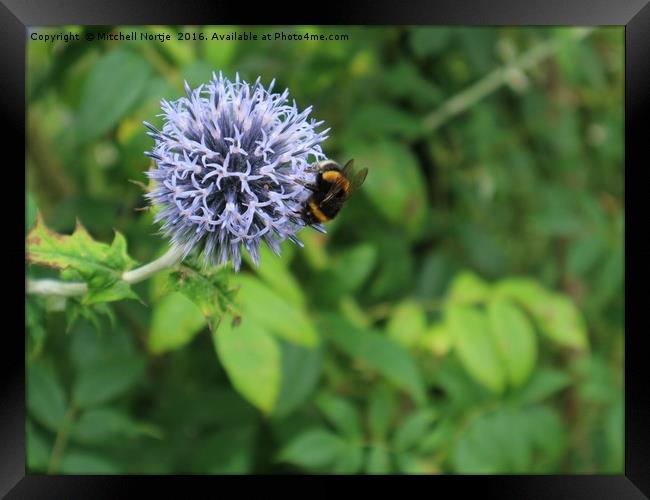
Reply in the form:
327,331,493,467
301,159,368,225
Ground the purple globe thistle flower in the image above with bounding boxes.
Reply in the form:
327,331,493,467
144,72,330,271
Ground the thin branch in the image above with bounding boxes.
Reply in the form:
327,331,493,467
47,403,77,474
422,28,595,132
27,245,185,298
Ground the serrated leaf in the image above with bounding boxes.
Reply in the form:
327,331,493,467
487,297,538,387
65,300,115,333
27,214,139,304
320,314,426,404
170,264,236,329
77,48,152,143
148,292,206,354
447,304,505,394
235,275,319,348
213,314,281,414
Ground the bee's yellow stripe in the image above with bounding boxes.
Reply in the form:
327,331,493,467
322,170,350,191
308,200,330,222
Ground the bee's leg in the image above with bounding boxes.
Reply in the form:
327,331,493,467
288,211,307,226
293,178,318,191
288,235,305,248
310,223,327,234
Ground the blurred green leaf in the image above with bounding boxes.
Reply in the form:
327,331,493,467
495,278,589,350
71,407,161,444
567,234,605,277
26,191,38,232
348,141,427,238
321,314,426,404
417,322,452,357
26,297,47,358
181,60,217,88
393,409,437,452
72,355,145,408
454,222,508,278
69,322,137,370
315,393,363,439
330,243,378,294
245,244,305,308
452,406,565,473
213,314,281,414
382,61,442,106
511,368,572,405
77,48,152,143
273,341,323,418
149,292,206,354
365,446,392,474
368,385,397,441
204,27,238,68
346,104,423,140
448,271,491,305
60,451,121,473
534,293,590,350
409,27,452,58
27,421,51,471
332,443,364,474
278,428,346,470
189,425,256,473
387,300,427,349
447,304,505,394
235,275,319,348
27,360,67,431
368,232,414,301
487,297,538,387
605,395,623,472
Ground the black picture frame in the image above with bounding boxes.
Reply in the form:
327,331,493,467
5,1,647,497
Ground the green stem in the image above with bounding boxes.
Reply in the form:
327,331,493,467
422,28,595,132
27,246,185,298
47,403,77,474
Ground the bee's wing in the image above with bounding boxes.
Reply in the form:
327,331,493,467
321,176,349,204
348,167,368,193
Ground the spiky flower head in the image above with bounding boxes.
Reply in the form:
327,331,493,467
144,72,329,271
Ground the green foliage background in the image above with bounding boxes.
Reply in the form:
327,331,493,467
26,26,623,474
